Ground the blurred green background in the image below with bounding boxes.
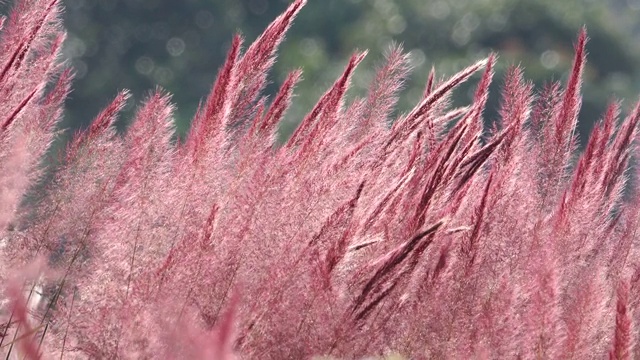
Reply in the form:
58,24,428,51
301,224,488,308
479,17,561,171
21,0,640,142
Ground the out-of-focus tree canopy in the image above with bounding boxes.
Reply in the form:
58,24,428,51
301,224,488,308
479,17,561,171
23,0,640,142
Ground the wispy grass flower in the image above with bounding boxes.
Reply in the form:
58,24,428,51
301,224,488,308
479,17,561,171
1,0,640,358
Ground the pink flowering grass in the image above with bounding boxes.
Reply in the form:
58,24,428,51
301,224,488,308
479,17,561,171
1,0,640,358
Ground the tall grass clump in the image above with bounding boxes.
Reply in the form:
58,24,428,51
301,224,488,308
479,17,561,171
1,0,640,358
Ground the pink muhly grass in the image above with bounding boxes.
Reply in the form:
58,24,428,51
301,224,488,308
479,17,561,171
610,281,633,360
3,0,640,359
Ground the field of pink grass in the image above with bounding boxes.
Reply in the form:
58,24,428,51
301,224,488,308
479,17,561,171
1,0,640,358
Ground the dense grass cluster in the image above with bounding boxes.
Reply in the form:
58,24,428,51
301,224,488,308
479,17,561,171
1,0,640,358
